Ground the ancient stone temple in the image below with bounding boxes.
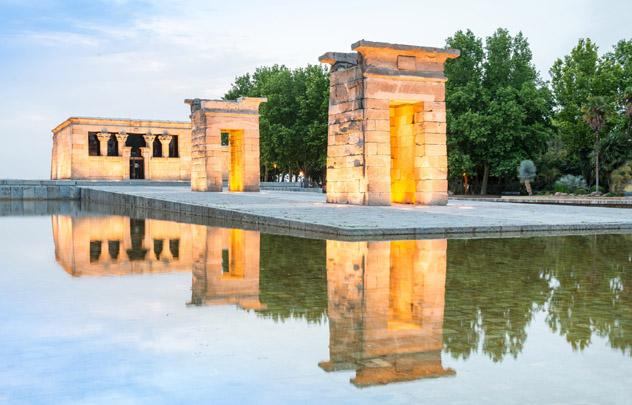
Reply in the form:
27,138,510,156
51,117,191,180
185,97,267,192
319,40,459,205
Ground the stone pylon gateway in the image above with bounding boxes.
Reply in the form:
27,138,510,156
185,97,267,192
319,40,459,206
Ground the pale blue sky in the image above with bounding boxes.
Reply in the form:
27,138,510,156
1,0,631,178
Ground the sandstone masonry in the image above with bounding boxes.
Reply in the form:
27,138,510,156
185,97,266,192
319,40,459,206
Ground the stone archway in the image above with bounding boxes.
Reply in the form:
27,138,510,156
185,97,267,192
319,40,459,206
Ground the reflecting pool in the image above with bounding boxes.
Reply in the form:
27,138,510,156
1,210,632,403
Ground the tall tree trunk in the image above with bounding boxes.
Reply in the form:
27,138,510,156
264,166,269,182
480,164,490,195
463,173,469,195
595,135,600,192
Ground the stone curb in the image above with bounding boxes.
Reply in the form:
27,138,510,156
451,196,632,207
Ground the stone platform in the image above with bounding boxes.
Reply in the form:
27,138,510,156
80,185,632,239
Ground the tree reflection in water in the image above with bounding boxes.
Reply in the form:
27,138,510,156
444,235,632,361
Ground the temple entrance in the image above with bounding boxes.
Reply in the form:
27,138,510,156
226,130,245,191
390,102,421,204
126,134,146,180
130,157,144,179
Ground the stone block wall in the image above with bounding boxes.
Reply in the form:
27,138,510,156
326,66,366,204
320,40,459,206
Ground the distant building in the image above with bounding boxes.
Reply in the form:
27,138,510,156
50,117,231,181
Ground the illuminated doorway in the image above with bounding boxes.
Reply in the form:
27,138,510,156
390,102,422,204
224,130,245,191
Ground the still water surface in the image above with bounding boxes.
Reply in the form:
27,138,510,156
1,212,632,404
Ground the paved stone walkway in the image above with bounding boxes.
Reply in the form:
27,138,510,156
81,185,632,238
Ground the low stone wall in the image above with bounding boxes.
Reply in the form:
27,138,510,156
259,182,322,193
0,200,82,216
451,195,632,207
0,180,322,200
0,181,81,201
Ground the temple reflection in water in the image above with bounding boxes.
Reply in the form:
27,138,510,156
319,240,454,387
189,227,263,311
51,215,452,387
51,215,632,387
52,215,263,311
52,215,192,276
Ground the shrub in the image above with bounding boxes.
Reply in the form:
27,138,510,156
517,160,536,183
610,161,632,194
554,175,588,194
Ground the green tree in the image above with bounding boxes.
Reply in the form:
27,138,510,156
550,39,617,185
444,30,485,191
224,64,329,184
599,41,632,180
445,29,552,194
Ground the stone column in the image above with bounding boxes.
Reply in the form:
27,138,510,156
115,132,128,156
158,134,172,158
97,132,111,156
143,134,156,157
140,146,151,179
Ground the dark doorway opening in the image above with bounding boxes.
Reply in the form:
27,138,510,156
125,134,147,179
130,157,144,179
126,219,148,261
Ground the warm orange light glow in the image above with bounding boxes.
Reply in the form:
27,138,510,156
227,129,245,191
390,103,421,204
388,240,420,330
223,229,246,279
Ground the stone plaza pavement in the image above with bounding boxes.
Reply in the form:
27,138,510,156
81,185,632,238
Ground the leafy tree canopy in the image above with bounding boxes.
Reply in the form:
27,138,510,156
224,64,329,183
445,28,553,194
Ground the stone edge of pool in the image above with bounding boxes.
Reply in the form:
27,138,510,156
78,186,632,239
3,182,632,240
